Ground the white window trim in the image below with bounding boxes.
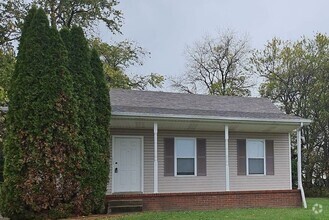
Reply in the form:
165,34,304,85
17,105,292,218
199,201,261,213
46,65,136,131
174,137,197,177
246,139,266,176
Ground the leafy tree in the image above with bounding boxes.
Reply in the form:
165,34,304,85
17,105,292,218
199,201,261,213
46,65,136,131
61,26,100,214
34,0,122,32
0,0,122,49
172,30,252,96
90,48,111,212
251,33,329,194
90,38,164,90
0,7,84,219
0,0,27,49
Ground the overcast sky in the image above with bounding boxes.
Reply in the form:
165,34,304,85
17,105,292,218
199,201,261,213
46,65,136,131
100,0,329,95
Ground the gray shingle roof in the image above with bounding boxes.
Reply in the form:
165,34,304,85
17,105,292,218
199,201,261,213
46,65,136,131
110,89,307,121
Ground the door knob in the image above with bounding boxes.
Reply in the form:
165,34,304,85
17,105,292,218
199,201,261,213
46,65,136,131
115,168,118,173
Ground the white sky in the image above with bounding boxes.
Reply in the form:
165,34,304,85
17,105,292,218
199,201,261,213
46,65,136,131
100,0,329,95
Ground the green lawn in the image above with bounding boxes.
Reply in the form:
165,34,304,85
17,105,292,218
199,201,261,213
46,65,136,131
109,198,329,220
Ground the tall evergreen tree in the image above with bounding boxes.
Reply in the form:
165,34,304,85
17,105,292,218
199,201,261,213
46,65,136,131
11,6,37,82
0,8,83,219
90,48,111,212
61,27,99,214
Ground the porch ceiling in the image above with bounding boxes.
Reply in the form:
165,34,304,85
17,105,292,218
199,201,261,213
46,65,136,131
111,116,300,133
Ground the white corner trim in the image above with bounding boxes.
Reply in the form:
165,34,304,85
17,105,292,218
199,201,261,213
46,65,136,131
153,122,158,193
225,125,230,191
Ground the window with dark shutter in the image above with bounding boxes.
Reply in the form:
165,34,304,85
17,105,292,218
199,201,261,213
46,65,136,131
175,138,196,175
247,140,265,175
197,138,206,176
237,139,246,175
164,138,174,176
266,140,274,175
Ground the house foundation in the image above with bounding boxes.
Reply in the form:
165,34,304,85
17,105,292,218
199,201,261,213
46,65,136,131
106,189,302,212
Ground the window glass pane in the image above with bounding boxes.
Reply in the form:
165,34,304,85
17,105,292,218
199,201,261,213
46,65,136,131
249,158,264,174
176,139,195,158
177,158,194,175
247,140,264,158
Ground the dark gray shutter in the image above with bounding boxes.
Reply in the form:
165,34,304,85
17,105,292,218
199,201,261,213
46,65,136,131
237,139,246,175
266,140,274,175
164,138,174,176
197,138,207,176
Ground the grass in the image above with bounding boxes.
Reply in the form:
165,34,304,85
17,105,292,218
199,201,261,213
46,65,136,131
103,198,329,220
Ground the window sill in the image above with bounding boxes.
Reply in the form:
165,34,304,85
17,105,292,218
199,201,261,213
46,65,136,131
174,175,197,177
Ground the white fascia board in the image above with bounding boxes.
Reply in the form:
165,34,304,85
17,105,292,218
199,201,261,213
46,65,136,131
111,111,312,125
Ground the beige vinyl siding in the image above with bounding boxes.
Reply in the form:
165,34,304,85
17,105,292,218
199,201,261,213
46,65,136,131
229,132,291,191
158,130,226,193
107,129,290,194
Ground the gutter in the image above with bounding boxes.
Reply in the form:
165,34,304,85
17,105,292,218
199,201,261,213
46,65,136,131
112,111,312,125
298,122,307,209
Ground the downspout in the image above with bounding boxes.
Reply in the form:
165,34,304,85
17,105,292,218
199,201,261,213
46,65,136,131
297,122,307,208
225,125,230,191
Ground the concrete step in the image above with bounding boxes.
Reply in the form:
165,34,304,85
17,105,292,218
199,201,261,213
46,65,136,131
108,199,143,213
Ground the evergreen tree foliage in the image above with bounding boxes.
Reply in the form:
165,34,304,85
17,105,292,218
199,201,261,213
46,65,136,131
60,27,99,214
0,7,84,219
11,6,37,83
90,48,111,212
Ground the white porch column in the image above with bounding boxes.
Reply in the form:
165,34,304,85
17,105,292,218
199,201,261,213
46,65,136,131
153,122,158,193
288,133,292,190
225,125,230,191
297,127,302,190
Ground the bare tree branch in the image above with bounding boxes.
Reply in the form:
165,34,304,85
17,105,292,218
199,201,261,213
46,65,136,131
172,30,253,96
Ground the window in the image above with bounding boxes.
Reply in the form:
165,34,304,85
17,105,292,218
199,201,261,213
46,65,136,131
247,140,265,175
175,138,196,176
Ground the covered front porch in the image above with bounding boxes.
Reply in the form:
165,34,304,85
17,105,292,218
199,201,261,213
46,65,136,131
108,115,306,209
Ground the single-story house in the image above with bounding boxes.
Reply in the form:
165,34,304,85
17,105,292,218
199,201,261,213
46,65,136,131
106,89,311,212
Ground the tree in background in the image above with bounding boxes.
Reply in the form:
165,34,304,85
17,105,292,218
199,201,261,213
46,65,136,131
33,0,122,32
0,0,164,91
172,30,253,96
90,38,164,90
0,7,85,219
90,48,111,212
251,33,329,195
0,0,122,49
0,0,27,49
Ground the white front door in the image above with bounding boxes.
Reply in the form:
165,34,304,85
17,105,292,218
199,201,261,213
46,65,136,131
113,136,143,193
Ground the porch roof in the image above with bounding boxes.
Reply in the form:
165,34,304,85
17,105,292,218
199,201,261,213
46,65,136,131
110,89,311,131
